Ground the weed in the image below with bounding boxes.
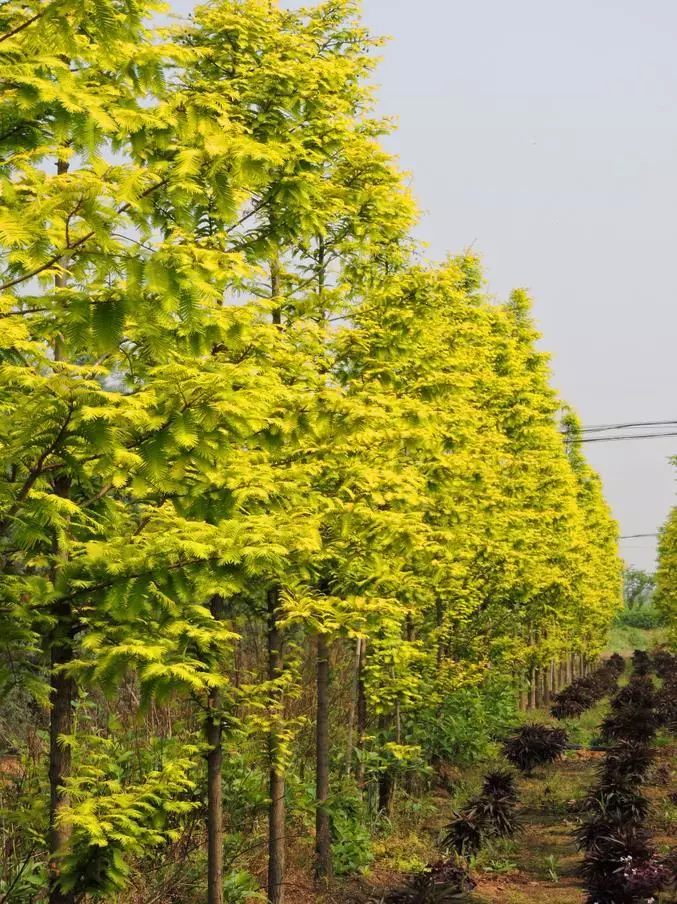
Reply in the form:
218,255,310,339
543,854,559,883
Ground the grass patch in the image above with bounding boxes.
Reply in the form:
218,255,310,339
560,698,609,747
605,623,665,655
471,837,520,875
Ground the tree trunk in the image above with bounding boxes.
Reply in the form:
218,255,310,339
356,639,367,791
534,668,544,709
377,713,395,817
207,596,225,904
435,599,444,672
345,638,361,777
519,675,529,711
315,634,332,885
529,666,537,710
48,608,76,904
518,669,528,711
48,158,75,904
267,587,285,904
378,764,395,817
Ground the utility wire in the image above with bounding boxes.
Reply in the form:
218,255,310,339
579,419,677,434
579,431,677,444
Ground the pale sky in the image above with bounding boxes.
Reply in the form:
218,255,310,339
173,0,677,570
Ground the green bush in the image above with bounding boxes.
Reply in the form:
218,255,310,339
328,788,373,875
223,870,263,904
405,675,517,768
614,607,665,630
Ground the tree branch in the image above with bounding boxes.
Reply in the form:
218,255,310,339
0,400,74,535
0,177,169,293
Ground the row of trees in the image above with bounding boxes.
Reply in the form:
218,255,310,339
656,501,677,640
0,0,622,901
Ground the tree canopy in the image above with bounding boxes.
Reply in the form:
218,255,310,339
0,1,626,902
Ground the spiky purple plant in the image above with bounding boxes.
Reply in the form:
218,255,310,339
502,723,568,774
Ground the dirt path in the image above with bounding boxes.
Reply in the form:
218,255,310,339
339,742,675,904
469,752,598,904
285,723,675,904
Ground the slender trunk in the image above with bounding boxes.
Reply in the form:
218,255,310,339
49,182,75,903
207,596,225,904
315,634,332,885
534,630,544,709
377,713,395,817
345,638,361,778
529,666,537,711
378,770,395,816
48,604,76,904
356,639,367,791
267,587,285,904
267,258,285,904
271,258,282,327
519,667,529,711
533,667,542,709
435,599,444,672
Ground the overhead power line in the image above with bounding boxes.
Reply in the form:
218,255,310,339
579,419,677,434
579,431,677,444
620,533,659,540
560,419,677,443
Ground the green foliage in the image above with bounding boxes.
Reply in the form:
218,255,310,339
222,870,264,904
60,736,199,896
623,567,655,610
614,606,665,630
406,676,517,768
328,788,374,876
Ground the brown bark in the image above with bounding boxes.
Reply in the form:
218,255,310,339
267,587,285,904
356,639,367,790
207,596,225,904
543,666,550,709
48,217,75,904
48,606,76,904
377,713,395,817
315,634,332,885
345,638,361,778
519,676,529,711
267,257,285,904
271,258,282,327
435,599,444,672
534,668,544,709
